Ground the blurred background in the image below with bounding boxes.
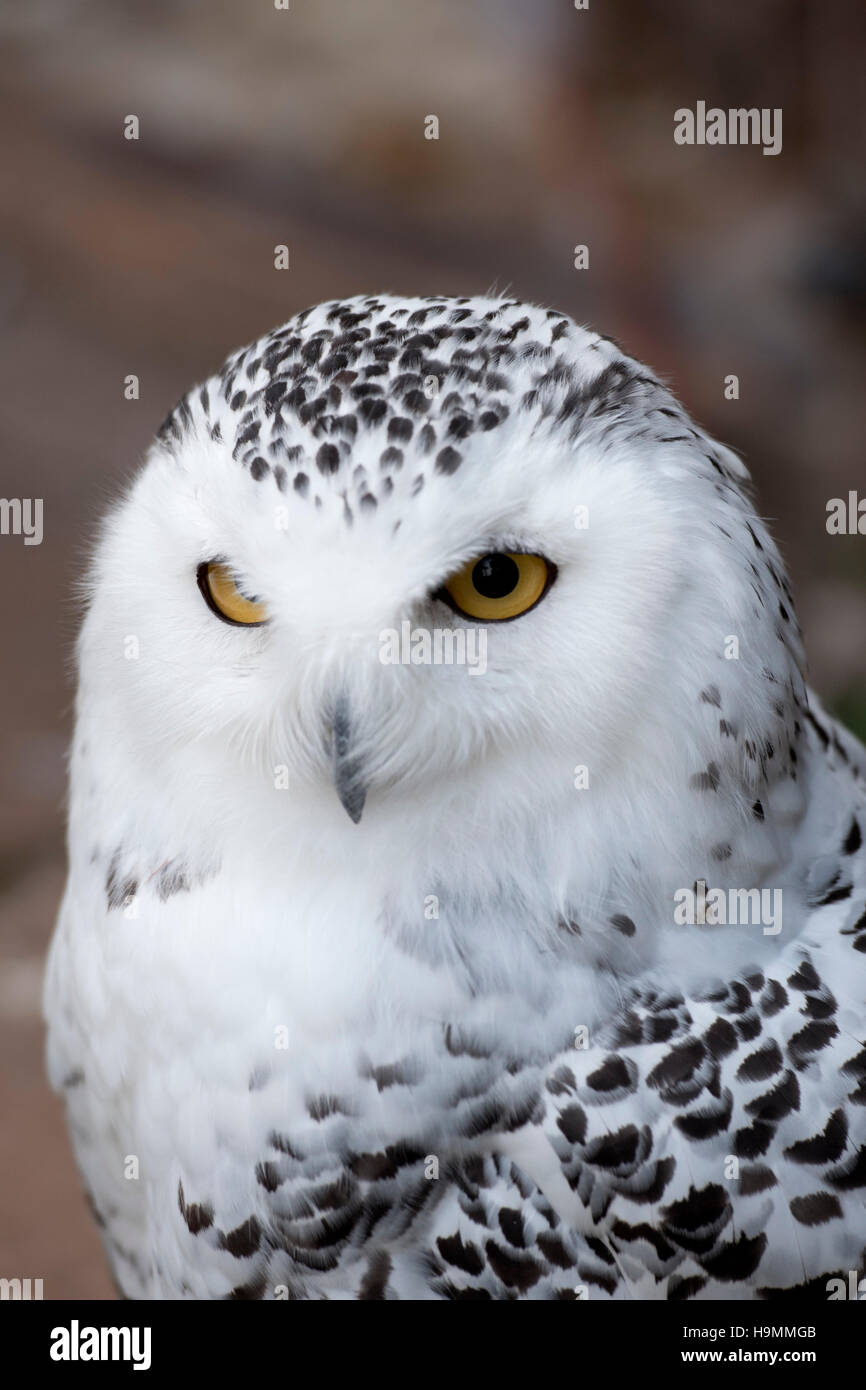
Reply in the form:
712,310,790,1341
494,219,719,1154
0,0,864,1298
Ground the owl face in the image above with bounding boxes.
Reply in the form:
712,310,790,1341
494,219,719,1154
83,295,801,859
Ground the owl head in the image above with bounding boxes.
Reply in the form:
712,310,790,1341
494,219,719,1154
79,294,806,948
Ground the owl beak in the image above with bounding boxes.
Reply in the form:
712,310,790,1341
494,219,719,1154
327,695,368,824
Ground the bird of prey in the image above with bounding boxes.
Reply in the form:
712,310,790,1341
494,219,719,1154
46,293,866,1299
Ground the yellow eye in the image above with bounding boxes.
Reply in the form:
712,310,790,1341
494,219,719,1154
197,561,267,627
439,552,554,622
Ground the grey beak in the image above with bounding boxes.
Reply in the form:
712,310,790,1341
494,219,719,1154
328,696,368,824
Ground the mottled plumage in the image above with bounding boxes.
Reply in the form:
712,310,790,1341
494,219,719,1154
46,293,866,1299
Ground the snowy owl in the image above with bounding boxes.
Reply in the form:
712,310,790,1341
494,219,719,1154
46,293,866,1300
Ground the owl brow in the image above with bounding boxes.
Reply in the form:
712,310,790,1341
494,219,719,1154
429,536,547,595
473,535,546,560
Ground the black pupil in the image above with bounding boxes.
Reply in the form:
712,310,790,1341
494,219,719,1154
472,553,520,599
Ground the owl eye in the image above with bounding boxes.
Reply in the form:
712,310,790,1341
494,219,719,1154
197,561,268,627
438,552,555,622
